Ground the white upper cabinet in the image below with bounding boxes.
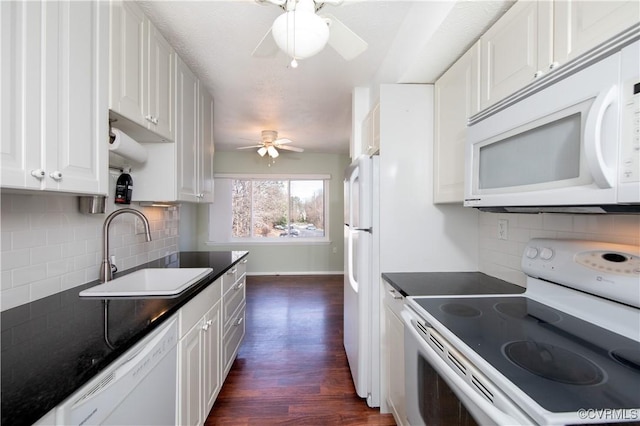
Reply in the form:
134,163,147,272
132,56,214,203
480,0,639,111
109,0,175,142
480,0,553,110
554,0,640,63
1,0,108,195
434,42,480,204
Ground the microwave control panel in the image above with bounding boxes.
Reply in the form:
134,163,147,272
620,79,639,184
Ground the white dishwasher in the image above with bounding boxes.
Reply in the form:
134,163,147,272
56,318,178,426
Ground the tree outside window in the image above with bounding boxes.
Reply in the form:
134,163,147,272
231,179,325,239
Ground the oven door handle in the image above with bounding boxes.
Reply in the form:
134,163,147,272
400,309,525,426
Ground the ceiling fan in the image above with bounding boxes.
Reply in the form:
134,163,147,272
237,130,304,158
252,0,368,66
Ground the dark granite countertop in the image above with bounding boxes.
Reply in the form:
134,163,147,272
1,251,248,426
382,272,525,298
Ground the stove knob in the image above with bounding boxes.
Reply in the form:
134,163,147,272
540,247,554,260
525,247,539,259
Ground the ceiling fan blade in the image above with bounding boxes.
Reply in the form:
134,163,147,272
236,144,263,150
251,25,279,57
323,13,367,60
278,145,304,152
274,138,293,145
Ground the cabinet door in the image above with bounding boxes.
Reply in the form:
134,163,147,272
1,1,43,189
43,0,108,194
386,306,406,425
554,0,640,64
480,0,553,109
109,0,145,126
203,303,221,415
176,57,199,202
434,42,480,204
178,324,203,426
147,21,175,141
199,85,215,203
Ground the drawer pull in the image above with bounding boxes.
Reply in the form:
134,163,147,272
235,281,244,291
202,319,213,331
241,259,248,264
226,268,237,275
234,317,244,327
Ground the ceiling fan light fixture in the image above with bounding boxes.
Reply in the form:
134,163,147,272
257,147,268,157
267,146,279,158
272,9,329,60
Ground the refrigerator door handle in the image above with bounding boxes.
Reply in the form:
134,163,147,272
347,229,358,292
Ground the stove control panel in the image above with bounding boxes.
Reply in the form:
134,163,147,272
522,239,640,308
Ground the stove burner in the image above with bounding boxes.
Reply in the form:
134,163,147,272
504,341,605,386
494,302,561,324
611,348,640,372
440,303,481,318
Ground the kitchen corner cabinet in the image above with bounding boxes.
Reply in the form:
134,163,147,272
433,42,480,204
178,278,222,426
131,56,215,203
1,0,108,195
382,280,407,426
109,0,175,142
221,258,247,378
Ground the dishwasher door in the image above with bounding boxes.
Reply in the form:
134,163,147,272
56,318,178,426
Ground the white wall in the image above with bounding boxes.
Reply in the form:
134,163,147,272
478,212,640,286
0,172,180,311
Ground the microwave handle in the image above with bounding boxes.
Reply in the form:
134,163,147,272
584,85,618,188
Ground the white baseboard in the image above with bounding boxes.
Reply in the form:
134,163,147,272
246,271,344,276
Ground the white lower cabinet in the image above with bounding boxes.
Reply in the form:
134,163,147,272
382,279,407,426
222,258,247,378
177,257,248,425
177,278,222,426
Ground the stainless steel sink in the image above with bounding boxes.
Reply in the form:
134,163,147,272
79,268,213,297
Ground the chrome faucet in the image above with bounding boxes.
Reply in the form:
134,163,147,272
100,208,152,283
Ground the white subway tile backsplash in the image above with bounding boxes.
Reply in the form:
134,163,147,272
1,192,179,312
479,212,640,286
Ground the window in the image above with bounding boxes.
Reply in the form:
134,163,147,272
208,173,331,244
231,178,326,239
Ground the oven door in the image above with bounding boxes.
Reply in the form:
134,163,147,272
401,308,533,426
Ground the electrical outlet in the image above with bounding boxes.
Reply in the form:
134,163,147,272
497,219,508,240
332,246,338,254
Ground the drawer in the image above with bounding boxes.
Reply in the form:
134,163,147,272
178,277,222,338
223,277,245,328
222,306,245,377
222,257,248,293
382,279,404,317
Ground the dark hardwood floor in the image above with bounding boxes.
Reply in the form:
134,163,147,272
205,275,396,426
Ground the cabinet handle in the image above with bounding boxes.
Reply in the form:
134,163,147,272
49,171,63,181
534,70,545,79
30,169,45,179
548,61,559,71
145,115,158,125
241,259,248,264
234,317,244,327
227,268,237,275
202,319,213,331
388,288,403,300
235,281,244,291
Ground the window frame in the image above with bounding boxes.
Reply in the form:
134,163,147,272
209,173,331,245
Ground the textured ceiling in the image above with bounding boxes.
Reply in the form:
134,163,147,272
138,0,514,155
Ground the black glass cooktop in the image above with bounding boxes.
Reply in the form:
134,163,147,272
412,296,640,413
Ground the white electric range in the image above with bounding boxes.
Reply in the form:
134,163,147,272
403,238,640,425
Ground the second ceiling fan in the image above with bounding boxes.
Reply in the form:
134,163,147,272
237,130,304,158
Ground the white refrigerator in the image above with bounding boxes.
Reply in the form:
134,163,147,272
343,154,380,408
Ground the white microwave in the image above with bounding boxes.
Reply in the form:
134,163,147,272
465,38,639,213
